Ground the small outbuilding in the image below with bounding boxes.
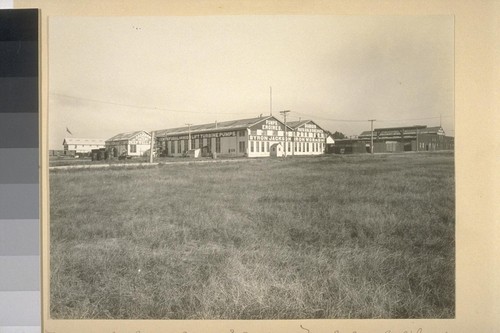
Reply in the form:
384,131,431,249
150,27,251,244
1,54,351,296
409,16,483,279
270,143,283,157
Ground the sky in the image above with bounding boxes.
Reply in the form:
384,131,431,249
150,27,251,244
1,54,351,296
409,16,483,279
49,15,454,149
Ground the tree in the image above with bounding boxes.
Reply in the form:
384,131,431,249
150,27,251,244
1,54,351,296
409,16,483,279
330,131,346,139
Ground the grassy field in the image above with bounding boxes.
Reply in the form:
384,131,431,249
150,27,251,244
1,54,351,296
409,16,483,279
50,152,455,319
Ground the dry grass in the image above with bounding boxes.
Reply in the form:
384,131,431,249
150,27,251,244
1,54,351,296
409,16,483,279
50,152,455,319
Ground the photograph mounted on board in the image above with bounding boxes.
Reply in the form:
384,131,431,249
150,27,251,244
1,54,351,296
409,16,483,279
48,15,455,319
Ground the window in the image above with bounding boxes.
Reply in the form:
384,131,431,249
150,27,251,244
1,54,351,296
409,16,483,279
239,130,246,137
256,142,260,152
130,144,137,153
266,142,269,152
215,137,221,153
239,141,245,153
288,143,291,152
171,141,175,154
184,139,188,152
207,138,212,152
250,141,254,152
261,142,265,152
177,140,181,153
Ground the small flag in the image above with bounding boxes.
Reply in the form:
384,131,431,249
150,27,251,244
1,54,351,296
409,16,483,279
66,127,73,135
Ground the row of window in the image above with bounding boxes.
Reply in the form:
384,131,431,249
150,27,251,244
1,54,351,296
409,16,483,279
249,130,324,138
166,138,247,154
162,138,325,155
65,144,104,150
249,141,324,153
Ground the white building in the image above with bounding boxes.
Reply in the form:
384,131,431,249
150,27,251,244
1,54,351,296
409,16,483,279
155,116,328,158
105,130,152,158
62,138,105,155
286,120,329,156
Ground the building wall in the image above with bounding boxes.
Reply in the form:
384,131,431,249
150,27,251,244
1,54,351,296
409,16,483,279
290,122,326,156
64,143,105,154
106,141,128,157
373,141,405,153
128,143,151,156
105,132,151,157
157,118,328,158
417,134,454,151
159,130,246,157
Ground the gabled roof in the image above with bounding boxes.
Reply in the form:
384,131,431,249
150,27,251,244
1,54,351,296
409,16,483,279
374,125,427,132
155,116,280,137
106,130,150,142
287,120,311,129
326,136,335,144
419,126,446,135
287,119,327,133
63,138,105,145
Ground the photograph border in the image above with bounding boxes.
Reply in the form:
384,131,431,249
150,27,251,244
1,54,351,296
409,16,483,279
17,0,498,332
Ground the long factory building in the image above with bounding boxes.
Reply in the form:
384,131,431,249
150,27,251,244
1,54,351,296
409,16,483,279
154,115,329,158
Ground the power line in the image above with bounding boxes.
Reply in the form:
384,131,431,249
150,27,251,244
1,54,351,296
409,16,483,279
378,115,453,123
50,92,257,116
52,92,454,124
292,111,368,123
369,119,376,155
292,110,453,124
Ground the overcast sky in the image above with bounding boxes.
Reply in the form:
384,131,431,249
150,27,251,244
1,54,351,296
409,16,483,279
49,15,453,149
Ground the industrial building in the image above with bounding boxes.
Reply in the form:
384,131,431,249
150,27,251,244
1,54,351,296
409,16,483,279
105,130,152,158
62,138,105,155
333,125,454,154
154,116,329,158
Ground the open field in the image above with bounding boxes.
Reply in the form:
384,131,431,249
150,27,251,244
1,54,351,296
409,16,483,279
50,152,455,319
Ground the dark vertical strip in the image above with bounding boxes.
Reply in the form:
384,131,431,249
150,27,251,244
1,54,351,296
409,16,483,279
0,8,40,329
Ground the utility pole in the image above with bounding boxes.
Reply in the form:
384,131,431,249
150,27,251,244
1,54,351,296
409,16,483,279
369,119,376,155
416,128,419,152
149,130,155,163
280,110,291,157
185,123,192,150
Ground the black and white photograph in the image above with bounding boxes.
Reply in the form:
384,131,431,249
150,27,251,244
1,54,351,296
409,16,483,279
48,15,455,320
